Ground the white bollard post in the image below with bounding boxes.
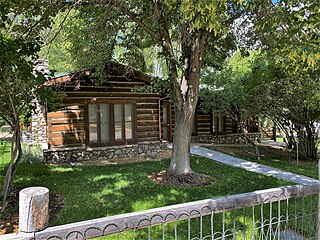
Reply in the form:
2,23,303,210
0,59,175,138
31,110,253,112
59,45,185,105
19,187,49,233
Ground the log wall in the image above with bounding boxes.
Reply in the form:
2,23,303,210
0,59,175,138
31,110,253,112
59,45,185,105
44,70,255,150
47,77,161,148
167,104,234,137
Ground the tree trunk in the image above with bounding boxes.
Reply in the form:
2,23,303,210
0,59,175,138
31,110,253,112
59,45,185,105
272,122,277,142
168,105,195,175
240,122,261,160
1,120,22,212
298,128,318,161
153,2,207,177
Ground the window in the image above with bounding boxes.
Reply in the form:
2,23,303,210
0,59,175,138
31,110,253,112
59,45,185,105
212,113,225,134
87,102,135,145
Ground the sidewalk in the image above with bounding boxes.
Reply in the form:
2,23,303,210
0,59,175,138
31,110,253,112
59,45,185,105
187,145,319,185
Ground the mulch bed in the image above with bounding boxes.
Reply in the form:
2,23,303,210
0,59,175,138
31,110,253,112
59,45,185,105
150,171,216,187
0,187,65,235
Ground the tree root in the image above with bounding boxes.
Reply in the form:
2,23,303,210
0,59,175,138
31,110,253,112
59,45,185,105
150,171,215,187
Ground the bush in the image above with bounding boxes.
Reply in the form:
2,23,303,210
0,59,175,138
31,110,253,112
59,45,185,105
21,144,43,164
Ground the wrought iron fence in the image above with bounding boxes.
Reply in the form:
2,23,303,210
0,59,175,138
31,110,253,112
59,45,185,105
4,183,320,240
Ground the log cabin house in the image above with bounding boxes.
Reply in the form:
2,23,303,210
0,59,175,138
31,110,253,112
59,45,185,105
31,62,260,163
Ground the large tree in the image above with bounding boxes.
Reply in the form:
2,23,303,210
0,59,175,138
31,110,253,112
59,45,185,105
249,57,320,160
46,1,257,181
47,0,319,175
250,0,320,160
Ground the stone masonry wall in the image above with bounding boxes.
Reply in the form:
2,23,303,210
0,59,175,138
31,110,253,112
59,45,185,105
43,141,167,164
192,133,261,144
31,99,47,148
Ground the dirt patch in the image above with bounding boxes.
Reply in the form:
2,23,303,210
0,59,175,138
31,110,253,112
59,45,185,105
0,188,65,235
150,171,216,187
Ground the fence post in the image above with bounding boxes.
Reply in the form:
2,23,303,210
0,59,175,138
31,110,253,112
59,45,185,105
19,187,49,233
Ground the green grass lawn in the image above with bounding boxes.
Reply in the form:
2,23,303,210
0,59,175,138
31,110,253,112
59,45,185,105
0,142,11,169
209,144,318,179
0,154,291,227
2,142,318,238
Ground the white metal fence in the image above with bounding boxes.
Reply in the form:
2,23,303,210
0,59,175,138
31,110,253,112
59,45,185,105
3,183,320,240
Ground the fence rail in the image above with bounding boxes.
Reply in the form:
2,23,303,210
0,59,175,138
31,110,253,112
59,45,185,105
3,183,320,240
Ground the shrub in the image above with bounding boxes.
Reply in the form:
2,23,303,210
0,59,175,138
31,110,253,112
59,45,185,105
21,144,43,164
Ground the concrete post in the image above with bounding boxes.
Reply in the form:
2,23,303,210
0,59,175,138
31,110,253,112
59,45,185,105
19,187,49,233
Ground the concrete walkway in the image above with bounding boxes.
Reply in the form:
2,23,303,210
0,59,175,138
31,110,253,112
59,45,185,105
188,145,319,185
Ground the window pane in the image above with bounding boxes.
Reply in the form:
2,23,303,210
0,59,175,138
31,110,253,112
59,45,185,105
88,104,97,122
212,113,216,132
100,104,110,142
89,123,98,142
162,106,168,139
219,116,225,132
124,104,133,121
214,116,219,133
115,122,123,140
101,123,110,142
100,104,109,123
162,106,167,124
114,104,122,122
125,122,132,139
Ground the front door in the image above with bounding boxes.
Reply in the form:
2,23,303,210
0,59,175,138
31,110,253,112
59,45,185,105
161,102,172,142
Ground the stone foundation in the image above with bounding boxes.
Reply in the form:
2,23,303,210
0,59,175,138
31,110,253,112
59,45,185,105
192,133,260,144
43,141,168,164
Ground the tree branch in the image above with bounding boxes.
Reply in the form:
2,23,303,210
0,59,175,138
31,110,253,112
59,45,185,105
43,0,82,46
153,1,183,108
113,1,158,39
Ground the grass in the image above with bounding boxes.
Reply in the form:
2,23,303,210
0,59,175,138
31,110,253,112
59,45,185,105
1,142,315,238
0,154,291,227
209,144,318,179
0,142,11,169
276,137,283,142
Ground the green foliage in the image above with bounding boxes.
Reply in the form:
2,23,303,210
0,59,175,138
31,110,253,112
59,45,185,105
252,57,319,160
41,5,156,75
134,76,172,96
253,0,320,72
43,1,249,77
200,51,262,122
21,144,43,164
0,0,61,127
0,0,62,210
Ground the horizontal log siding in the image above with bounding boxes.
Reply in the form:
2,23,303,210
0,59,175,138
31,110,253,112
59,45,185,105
169,105,235,138
47,105,85,148
47,77,161,148
136,99,159,141
196,108,211,135
225,117,233,134
63,92,159,98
